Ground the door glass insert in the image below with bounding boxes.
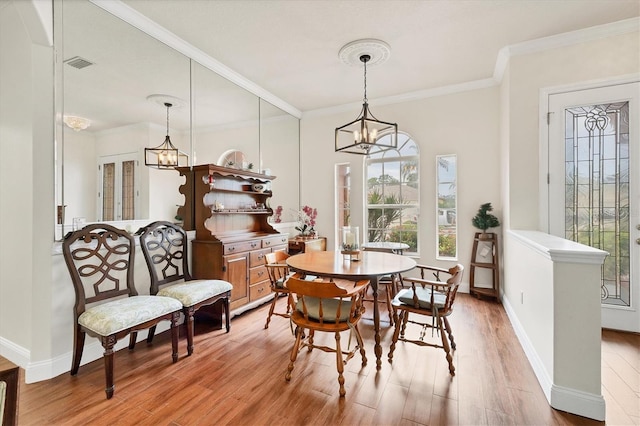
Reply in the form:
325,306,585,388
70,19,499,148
565,102,630,307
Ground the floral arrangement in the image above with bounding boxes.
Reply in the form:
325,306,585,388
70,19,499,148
294,205,317,236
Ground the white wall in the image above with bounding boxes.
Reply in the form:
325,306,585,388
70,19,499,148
301,87,502,290
0,0,55,368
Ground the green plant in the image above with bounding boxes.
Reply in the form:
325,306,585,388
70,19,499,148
472,202,500,232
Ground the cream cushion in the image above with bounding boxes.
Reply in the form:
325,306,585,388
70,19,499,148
157,279,233,307
78,295,182,335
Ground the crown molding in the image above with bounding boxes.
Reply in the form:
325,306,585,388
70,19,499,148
307,17,640,118
89,0,302,119
494,17,640,81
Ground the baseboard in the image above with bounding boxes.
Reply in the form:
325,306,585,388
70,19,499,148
550,384,606,421
0,337,30,369
501,296,553,401
1,322,171,384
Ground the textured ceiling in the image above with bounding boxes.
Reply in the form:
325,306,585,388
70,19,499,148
120,0,640,112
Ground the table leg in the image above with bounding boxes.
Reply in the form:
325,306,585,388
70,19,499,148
371,276,382,370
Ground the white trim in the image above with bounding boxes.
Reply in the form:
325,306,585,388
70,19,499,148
508,230,608,265
502,296,553,402
89,0,301,119
550,385,606,422
0,337,30,371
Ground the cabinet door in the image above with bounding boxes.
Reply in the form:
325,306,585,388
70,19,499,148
224,252,249,307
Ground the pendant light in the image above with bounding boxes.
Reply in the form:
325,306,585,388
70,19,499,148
335,41,397,155
144,102,188,169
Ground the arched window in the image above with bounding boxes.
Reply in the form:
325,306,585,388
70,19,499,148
365,133,419,254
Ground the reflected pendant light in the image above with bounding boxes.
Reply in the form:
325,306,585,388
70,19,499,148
335,42,398,155
144,102,188,169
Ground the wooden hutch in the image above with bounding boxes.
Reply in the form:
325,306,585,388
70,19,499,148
177,164,288,312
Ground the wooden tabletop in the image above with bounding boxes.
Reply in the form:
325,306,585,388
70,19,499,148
286,250,416,280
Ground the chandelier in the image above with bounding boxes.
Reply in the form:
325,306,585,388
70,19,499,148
335,40,397,155
144,102,188,169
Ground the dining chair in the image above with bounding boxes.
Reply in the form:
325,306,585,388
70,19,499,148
263,251,295,329
285,273,370,397
388,264,464,375
62,223,183,399
139,221,232,356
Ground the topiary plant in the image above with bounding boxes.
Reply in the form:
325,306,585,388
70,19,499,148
472,202,500,233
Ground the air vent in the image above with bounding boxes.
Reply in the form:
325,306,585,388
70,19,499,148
64,56,94,69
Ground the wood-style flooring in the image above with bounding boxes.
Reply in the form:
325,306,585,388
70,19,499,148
16,294,640,425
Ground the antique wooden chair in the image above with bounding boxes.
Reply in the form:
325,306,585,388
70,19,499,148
263,251,295,329
285,273,370,397
139,221,232,356
388,264,464,375
62,223,183,399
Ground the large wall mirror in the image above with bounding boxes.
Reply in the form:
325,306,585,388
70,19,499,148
55,0,300,240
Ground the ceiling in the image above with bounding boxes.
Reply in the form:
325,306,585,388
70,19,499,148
120,0,640,113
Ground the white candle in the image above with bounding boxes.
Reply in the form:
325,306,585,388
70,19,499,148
345,231,354,245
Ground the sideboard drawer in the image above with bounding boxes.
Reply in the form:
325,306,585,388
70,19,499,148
223,240,259,255
250,280,270,301
250,248,271,267
262,235,289,248
249,265,268,285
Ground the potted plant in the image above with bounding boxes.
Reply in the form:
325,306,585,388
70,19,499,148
472,202,500,238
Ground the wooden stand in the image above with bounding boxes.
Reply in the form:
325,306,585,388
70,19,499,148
469,232,500,301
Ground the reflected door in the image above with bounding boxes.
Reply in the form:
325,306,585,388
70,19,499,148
97,153,138,221
549,82,639,332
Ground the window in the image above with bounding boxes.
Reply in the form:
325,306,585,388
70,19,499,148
365,133,419,253
437,155,457,259
335,163,351,231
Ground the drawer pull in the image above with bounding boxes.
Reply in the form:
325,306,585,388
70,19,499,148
258,271,264,277
258,254,264,260
251,242,258,248
265,241,271,246
228,247,235,252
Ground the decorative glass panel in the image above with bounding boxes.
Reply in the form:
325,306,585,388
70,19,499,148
102,163,115,221
565,102,630,307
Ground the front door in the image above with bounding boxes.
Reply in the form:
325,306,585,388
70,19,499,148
548,81,640,332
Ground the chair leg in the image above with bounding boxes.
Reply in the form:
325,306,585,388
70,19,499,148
308,329,315,352
71,325,85,376
353,323,367,367
170,312,180,363
101,335,116,399
388,309,403,362
185,307,195,356
443,316,456,350
285,326,304,381
264,292,279,329
146,325,157,344
224,297,231,333
335,331,346,397
400,309,409,339
385,285,394,326
437,315,455,375
129,332,138,350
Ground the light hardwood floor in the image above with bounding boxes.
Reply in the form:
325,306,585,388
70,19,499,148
17,294,640,425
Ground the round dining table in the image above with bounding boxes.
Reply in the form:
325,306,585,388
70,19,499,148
287,250,416,370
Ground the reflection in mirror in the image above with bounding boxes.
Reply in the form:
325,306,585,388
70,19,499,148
57,0,191,239
260,99,300,219
192,61,259,168
56,0,301,240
